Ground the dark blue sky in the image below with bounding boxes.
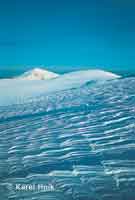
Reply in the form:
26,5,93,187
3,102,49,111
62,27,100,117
0,0,135,72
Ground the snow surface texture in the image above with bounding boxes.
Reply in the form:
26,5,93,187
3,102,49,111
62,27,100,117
0,69,120,106
0,69,135,200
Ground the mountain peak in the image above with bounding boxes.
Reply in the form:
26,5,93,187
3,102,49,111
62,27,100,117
17,68,59,80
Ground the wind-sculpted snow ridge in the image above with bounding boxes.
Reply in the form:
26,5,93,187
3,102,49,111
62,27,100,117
0,70,135,200
0,69,120,107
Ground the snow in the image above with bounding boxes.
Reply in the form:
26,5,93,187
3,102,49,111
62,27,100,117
16,68,59,80
0,69,120,106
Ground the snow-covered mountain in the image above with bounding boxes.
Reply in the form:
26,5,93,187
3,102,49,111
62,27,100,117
0,69,121,106
16,68,59,80
0,68,134,200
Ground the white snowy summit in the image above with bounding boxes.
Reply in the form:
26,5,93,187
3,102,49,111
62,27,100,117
17,68,59,80
0,69,121,106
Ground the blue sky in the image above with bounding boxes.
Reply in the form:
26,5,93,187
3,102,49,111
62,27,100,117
0,0,135,72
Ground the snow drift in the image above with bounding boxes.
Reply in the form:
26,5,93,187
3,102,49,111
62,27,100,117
0,69,120,106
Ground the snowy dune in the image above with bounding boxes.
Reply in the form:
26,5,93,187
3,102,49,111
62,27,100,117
0,68,120,106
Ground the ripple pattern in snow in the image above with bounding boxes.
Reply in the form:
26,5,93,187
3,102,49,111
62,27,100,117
0,73,135,200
